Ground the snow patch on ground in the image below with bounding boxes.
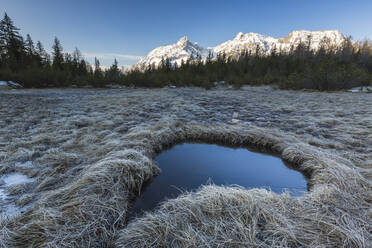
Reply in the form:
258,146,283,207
0,173,35,217
348,86,372,93
1,173,34,187
0,81,22,89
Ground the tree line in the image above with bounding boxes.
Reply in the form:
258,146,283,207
1,12,372,90
127,37,372,90
0,13,121,87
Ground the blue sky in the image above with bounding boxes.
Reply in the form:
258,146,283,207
2,0,372,67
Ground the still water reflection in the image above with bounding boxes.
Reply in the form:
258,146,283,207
132,143,307,216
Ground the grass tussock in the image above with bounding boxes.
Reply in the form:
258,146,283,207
0,88,371,247
116,124,372,248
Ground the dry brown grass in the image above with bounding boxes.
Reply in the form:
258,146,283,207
117,123,371,248
0,87,371,247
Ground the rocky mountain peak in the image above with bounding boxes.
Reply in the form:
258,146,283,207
234,32,244,40
177,36,190,47
132,30,347,70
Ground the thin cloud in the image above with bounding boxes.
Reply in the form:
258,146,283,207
82,52,142,60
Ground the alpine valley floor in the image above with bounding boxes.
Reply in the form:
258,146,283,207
0,86,371,247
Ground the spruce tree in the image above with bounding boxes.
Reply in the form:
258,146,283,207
72,47,82,63
0,13,22,50
107,58,120,82
25,34,35,56
93,57,104,85
0,12,24,69
52,37,63,70
36,41,47,65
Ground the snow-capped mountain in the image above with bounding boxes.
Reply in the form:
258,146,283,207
278,30,346,51
133,36,209,71
133,30,346,70
213,32,278,59
213,30,346,58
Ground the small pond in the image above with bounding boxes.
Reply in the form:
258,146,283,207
131,143,307,216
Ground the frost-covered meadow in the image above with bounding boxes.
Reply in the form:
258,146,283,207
0,87,371,247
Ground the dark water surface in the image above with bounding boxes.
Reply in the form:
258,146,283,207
132,143,307,216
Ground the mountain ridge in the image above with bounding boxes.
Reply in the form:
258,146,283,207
133,30,346,70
